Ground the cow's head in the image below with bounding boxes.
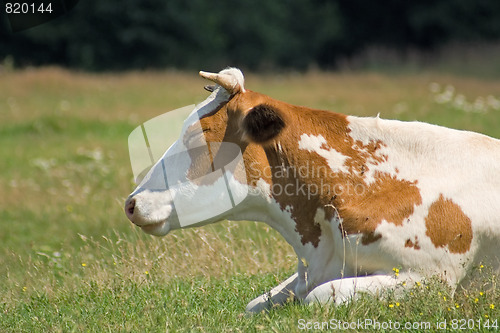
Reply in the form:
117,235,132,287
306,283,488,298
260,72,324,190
124,68,289,236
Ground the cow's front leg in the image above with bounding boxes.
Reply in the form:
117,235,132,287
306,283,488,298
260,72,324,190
246,273,298,313
304,272,423,305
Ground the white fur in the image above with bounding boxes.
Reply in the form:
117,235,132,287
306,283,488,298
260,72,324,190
298,134,349,173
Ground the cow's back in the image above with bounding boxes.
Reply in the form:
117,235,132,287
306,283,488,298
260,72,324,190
345,115,500,282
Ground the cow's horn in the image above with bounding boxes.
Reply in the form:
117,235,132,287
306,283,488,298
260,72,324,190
199,71,241,94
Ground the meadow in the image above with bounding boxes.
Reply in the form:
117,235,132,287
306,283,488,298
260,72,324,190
0,67,499,332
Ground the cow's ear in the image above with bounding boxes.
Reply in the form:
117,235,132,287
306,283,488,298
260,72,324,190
241,104,286,144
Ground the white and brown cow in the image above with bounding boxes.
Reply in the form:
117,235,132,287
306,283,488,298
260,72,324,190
125,68,500,312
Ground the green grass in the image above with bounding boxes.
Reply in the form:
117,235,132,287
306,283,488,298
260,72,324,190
0,68,499,332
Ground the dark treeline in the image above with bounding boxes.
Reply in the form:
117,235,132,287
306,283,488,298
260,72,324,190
1,0,500,71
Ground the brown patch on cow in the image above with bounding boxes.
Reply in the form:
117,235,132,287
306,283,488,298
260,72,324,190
405,236,421,250
252,98,421,247
265,150,323,247
293,111,422,247
338,173,421,236
425,194,473,254
268,105,423,247
361,232,382,245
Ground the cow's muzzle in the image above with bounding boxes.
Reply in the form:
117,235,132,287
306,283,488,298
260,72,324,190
124,196,173,236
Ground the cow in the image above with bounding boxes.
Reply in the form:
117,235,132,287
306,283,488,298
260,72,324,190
125,67,500,313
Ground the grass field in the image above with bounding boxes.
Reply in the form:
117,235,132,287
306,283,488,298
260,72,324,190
0,68,499,332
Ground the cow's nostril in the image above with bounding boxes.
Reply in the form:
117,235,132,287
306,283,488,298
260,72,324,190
125,198,136,220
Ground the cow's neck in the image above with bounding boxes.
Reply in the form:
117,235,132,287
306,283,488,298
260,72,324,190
263,110,349,243
241,111,348,260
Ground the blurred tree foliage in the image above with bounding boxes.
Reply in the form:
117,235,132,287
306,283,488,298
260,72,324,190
1,0,500,71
